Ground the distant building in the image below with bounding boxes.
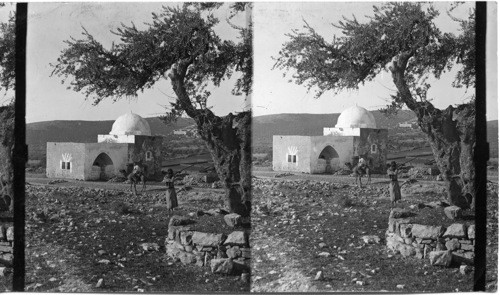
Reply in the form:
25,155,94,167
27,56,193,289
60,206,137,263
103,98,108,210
273,106,388,174
399,123,413,128
46,112,163,180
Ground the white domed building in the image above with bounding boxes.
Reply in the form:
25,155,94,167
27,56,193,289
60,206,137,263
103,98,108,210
273,106,388,174
46,112,163,181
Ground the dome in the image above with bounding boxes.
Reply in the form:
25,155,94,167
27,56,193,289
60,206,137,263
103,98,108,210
110,112,151,136
335,105,377,129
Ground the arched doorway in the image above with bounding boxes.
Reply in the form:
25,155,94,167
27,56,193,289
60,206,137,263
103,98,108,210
92,153,114,180
318,145,340,173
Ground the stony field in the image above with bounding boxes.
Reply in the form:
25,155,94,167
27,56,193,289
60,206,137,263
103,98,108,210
25,180,250,292
251,175,498,292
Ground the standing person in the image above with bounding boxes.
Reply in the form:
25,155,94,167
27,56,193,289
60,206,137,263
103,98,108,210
163,169,178,212
387,161,401,207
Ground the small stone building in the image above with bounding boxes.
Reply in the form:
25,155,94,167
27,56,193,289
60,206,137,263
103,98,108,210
46,112,163,181
273,106,388,174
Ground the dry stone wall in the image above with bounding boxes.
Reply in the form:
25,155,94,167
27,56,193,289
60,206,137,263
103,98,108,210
165,216,250,276
0,223,13,269
386,209,474,267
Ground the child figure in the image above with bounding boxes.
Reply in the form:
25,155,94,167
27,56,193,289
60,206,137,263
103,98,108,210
163,169,178,212
387,161,401,207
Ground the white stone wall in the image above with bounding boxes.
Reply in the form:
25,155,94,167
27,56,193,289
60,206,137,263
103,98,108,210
83,143,130,181
46,142,87,180
97,134,136,144
273,136,312,173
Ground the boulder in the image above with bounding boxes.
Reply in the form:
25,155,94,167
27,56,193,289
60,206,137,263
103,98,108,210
192,232,225,247
443,224,467,238
429,250,452,267
411,224,444,239
224,213,242,227
444,206,463,220
445,239,460,251
210,258,234,274
224,231,248,247
467,225,475,239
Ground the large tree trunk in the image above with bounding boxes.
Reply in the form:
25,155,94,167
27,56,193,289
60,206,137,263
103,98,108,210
194,110,252,216
390,53,475,209
169,61,252,216
0,104,14,212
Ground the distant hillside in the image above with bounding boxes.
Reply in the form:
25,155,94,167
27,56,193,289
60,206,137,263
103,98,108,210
27,117,196,160
487,120,498,158
253,111,499,159
253,110,417,149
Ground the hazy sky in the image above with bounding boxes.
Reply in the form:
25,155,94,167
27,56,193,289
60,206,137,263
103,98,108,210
253,2,498,120
25,3,248,123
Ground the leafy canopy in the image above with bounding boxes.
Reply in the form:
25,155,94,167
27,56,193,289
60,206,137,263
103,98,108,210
274,3,474,104
0,12,15,92
51,5,252,114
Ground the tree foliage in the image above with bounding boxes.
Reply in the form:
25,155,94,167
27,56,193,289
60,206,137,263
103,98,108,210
51,4,252,116
274,2,474,105
0,12,15,92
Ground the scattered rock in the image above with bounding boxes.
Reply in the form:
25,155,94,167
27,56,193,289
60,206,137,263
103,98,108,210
459,265,473,275
429,250,452,267
314,271,324,281
97,259,111,265
397,284,405,289
140,243,160,251
361,235,381,244
318,252,331,258
96,278,104,288
97,250,107,256
318,242,327,248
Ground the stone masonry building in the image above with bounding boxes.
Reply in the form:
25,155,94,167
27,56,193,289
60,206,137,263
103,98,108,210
46,112,163,181
273,106,388,174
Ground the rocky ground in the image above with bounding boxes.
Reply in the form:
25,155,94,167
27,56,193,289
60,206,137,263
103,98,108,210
25,179,250,292
251,174,497,292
